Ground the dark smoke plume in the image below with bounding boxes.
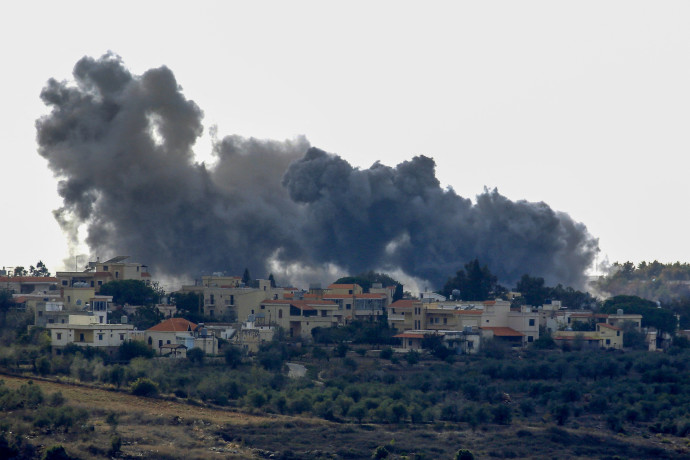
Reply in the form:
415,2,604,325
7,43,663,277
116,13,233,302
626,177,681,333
36,53,598,288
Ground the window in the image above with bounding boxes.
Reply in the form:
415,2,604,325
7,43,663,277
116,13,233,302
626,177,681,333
98,281,102,286
79,333,84,342
119,334,125,340
617,331,620,336
230,295,234,305
115,271,119,279
346,304,351,310
528,336,534,342
166,340,171,344
408,340,413,346
606,339,611,345
90,281,94,287
48,319,54,324
148,337,152,346
38,311,43,317
529,319,535,326
209,294,215,305
261,305,265,310
443,317,447,325
98,334,104,341
278,309,283,319
56,333,62,340
158,340,163,347
103,265,108,271
62,280,68,286
209,310,214,316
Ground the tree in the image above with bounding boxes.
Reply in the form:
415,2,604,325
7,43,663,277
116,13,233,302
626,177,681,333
187,347,205,364
13,266,27,277
117,340,154,361
268,273,276,288
515,274,549,307
601,295,677,334
170,291,201,317
99,280,160,306
0,289,15,324
29,261,51,277
131,305,164,330
334,271,403,296
224,345,244,368
442,259,502,301
242,268,251,285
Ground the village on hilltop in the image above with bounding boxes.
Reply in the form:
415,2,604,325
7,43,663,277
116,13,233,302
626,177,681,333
1,255,670,359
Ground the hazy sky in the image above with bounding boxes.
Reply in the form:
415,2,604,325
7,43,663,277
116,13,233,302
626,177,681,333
2,1,689,280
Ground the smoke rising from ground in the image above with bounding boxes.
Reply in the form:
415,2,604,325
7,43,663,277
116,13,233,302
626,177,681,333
36,54,598,288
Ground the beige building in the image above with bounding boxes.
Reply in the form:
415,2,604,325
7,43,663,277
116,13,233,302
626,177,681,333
553,323,623,349
389,299,539,347
258,299,339,338
47,315,134,354
180,278,284,321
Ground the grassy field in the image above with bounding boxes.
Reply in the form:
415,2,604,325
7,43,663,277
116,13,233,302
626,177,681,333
1,372,688,460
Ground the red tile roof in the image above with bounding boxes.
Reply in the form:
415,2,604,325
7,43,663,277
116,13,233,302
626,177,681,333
355,293,387,299
328,283,360,290
147,318,197,332
480,327,524,337
454,310,483,315
394,333,425,339
0,276,58,283
389,299,418,309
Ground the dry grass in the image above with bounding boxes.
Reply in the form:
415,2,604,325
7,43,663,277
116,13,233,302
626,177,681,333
2,373,689,459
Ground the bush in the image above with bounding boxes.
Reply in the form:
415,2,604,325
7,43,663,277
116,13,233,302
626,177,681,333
224,345,244,368
455,449,475,460
380,347,394,360
108,436,122,457
187,347,205,364
118,340,154,361
492,404,513,425
405,350,420,365
43,445,75,460
130,378,158,397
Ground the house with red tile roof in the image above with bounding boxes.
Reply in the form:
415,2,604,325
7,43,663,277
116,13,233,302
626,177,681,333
145,317,218,356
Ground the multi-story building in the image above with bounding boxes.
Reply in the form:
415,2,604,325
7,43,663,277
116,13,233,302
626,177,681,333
257,298,339,338
553,323,623,349
56,256,151,292
180,278,284,321
47,314,134,355
389,299,540,348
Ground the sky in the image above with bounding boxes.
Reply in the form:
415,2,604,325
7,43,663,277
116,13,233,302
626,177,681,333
2,1,689,287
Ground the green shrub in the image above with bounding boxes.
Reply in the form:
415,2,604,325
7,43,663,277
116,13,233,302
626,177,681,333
43,445,75,460
130,378,158,397
187,347,205,364
380,347,394,360
492,404,513,425
117,340,154,361
455,449,475,460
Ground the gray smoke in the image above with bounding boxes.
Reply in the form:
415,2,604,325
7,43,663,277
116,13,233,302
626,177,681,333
37,53,598,288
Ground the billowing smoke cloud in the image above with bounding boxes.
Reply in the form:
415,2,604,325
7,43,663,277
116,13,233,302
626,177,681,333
37,53,598,288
